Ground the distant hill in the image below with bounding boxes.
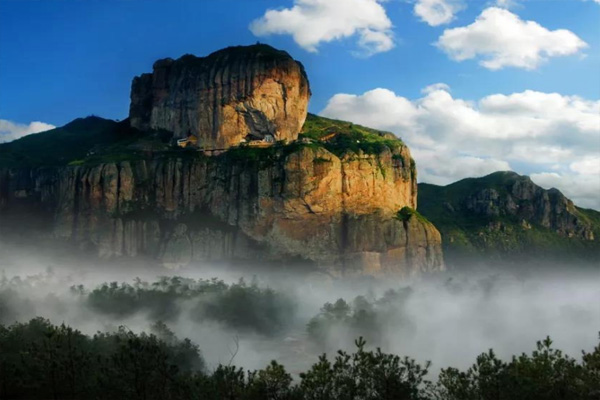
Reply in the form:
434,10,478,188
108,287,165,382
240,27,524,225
418,171,600,266
0,116,178,168
0,116,122,167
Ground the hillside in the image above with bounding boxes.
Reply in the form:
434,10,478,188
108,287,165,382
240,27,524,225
0,117,124,167
418,171,600,265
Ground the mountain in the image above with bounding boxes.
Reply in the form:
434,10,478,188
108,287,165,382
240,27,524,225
0,116,124,168
0,44,443,277
418,171,600,265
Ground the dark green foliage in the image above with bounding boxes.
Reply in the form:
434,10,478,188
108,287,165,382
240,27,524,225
195,279,295,335
0,318,203,400
307,289,414,349
300,113,404,157
438,336,600,400
0,116,122,167
220,143,283,167
1,318,599,399
396,207,431,225
1,113,406,171
0,116,201,168
299,337,432,400
85,277,295,336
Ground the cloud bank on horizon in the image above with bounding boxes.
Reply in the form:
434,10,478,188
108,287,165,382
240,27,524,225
0,119,55,143
321,86,600,209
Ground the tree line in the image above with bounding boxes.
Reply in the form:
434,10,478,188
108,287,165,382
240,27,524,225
0,318,598,400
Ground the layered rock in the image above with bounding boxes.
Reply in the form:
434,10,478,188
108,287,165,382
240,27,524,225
0,144,443,277
129,44,310,148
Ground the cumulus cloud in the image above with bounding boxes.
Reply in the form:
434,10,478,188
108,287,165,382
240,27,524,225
421,82,451,94
0,119,55,143
414,0,464,26
321,86,600,209
436,7,587,70
249,0,394,56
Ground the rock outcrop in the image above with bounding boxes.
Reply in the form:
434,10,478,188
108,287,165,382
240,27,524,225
0,44,444,277
418,171,599,264
0,144,443,277
129,44,310,149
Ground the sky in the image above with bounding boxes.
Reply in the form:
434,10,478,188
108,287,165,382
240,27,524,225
0,0,599,208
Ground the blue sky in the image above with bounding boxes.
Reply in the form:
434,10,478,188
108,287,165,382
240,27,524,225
0,0,599,207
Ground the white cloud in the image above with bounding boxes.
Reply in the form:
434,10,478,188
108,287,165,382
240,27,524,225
0,120,55,143
570,156,600,175
250,0,394,56
436,7,587,70
321,85,600,209
414,0,464,26
421,82,451,94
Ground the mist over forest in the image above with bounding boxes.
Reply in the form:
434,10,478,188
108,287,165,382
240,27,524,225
2,239,598,376
1,2,599,396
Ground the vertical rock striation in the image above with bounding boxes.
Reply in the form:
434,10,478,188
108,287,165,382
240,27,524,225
129,44,311,149
0,44,444,277
0,144,443,276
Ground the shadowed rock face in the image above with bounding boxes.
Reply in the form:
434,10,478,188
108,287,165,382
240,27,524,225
0,145,443,277
129,44,311,149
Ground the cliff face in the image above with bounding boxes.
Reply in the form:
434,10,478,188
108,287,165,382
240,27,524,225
0,144,443,277
418,171,599,264
0,44,444,277
129,45,310,149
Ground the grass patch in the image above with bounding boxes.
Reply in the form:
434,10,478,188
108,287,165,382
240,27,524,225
395,206,431,225
300,113,403,157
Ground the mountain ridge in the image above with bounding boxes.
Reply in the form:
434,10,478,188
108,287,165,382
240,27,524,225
418,171,599,265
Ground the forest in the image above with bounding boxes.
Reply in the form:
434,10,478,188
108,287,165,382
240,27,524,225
1,270,599,400
1,317,598,400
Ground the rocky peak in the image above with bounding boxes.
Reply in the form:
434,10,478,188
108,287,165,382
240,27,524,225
461,171,588,238
418,171,599,264
129,44,311,149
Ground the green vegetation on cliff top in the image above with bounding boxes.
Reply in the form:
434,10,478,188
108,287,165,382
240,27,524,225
300,113,403,157
0,114,405,168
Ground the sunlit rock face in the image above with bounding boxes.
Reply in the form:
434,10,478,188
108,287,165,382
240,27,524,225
129,44,311,149
0,44,444,277
0,144,443,277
